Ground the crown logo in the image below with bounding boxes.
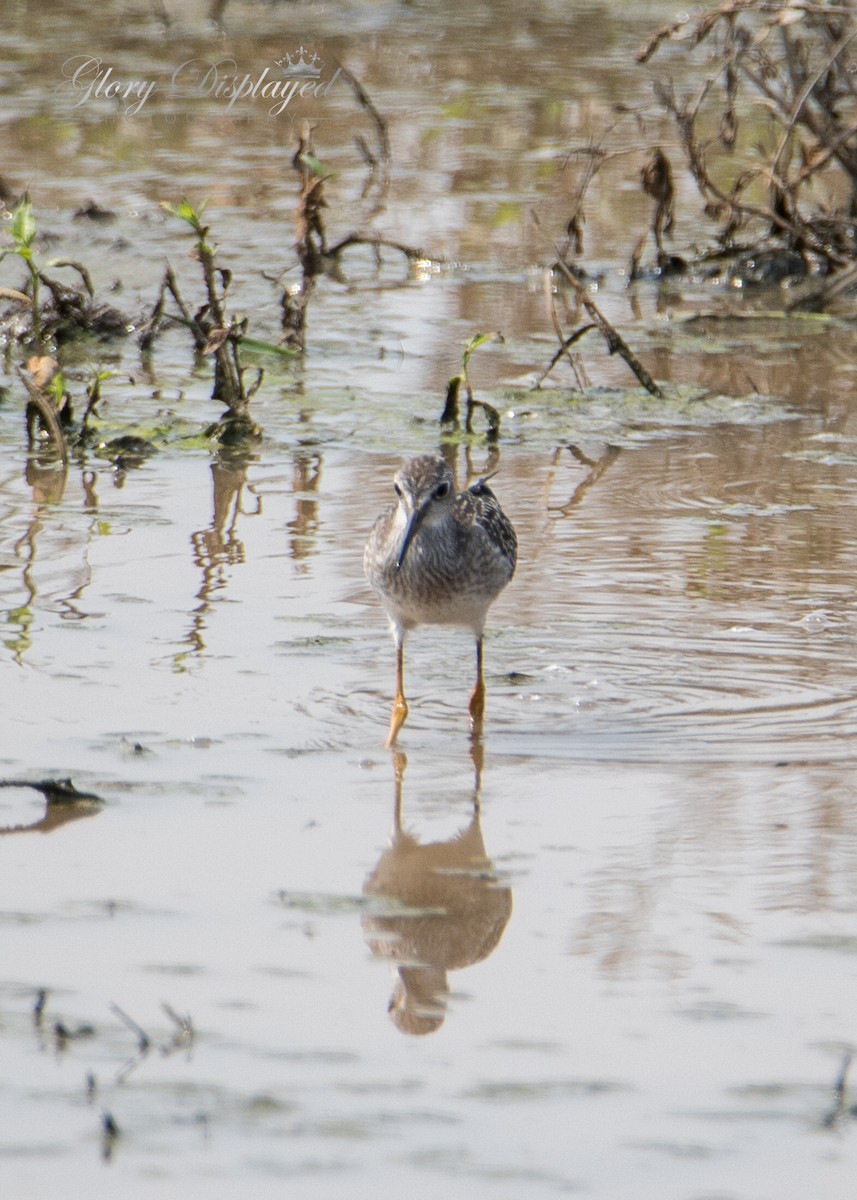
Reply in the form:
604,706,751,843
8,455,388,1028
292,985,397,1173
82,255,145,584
275,47,323,78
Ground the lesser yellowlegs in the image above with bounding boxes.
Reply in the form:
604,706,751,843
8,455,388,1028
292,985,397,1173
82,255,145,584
364,455,517,746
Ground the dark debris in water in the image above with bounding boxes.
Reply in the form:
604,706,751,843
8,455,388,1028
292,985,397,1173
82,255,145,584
0,776,102,805
726,249,808,289
98,434,158,469
0,777,104,837
73,199,117,223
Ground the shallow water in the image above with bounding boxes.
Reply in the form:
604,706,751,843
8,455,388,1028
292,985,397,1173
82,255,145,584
2,2,857,1198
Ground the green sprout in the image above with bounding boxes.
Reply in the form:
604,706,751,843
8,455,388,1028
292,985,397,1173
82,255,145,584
3,199,42,340
1,198,97,348
441,331,504,439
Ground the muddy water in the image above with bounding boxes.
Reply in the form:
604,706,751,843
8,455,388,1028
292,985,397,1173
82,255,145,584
2,2,857,1198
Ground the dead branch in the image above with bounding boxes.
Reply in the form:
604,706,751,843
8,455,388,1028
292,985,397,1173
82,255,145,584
550,251,664,397
640,0,857,284
18,362,67,459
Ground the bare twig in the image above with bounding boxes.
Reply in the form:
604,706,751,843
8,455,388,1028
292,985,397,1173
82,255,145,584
18,363,67,459
548,247,664,397
110,1002,151,1054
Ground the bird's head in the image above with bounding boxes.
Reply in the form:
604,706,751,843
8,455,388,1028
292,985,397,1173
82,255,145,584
393,456,455,570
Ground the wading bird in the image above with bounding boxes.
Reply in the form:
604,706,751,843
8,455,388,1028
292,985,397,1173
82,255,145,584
364,455,517,746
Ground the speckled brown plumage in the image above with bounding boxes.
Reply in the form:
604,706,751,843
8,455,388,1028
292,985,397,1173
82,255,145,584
364,455,517,745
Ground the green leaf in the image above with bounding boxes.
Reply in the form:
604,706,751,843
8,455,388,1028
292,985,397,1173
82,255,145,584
462,330,504,371
239,336,300,358
160,197,208,229
46,371,66,406
296,152,333,180
8,199,36,250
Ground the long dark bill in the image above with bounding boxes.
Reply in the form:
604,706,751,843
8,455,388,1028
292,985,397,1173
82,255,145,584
395,504,428,571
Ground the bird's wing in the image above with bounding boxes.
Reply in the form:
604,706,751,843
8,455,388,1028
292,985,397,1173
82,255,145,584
463,481,518,572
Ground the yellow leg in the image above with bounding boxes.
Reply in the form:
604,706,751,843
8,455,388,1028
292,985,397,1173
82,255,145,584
386,640,409,747
468,635,486,735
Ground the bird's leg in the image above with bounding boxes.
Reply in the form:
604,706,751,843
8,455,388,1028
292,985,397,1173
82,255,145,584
386,640,409,747
468,635,486,736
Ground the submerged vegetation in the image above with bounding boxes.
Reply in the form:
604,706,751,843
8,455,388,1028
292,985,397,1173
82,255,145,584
4,1,857,464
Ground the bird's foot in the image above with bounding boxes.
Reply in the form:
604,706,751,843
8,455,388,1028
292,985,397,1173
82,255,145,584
385,694,409,748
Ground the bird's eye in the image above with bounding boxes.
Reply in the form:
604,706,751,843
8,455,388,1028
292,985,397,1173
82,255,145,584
394,482,403,498
434,481,450,500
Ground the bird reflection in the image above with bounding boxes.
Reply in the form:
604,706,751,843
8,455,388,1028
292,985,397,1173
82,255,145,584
362,748,512,1035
